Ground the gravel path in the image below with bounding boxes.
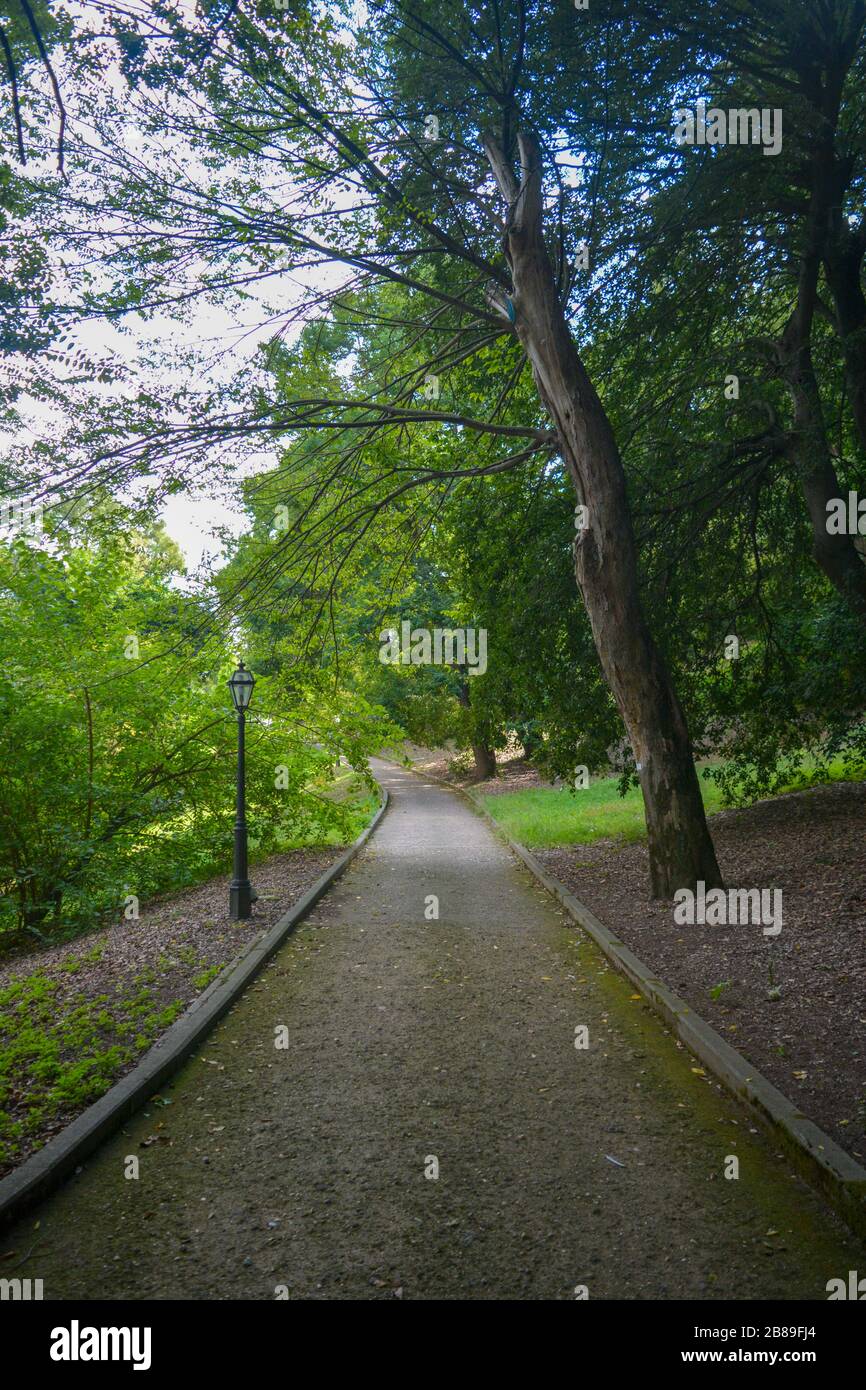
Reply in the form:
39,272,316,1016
3,760,864,1300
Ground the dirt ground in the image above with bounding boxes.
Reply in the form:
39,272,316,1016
539,781,866,1166
398,741,548,793
3,761,863,1300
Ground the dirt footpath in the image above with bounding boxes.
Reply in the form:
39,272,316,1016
3,760,864,1300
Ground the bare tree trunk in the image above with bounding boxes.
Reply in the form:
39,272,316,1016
778,148,866,622
781,335,866,621
484,130,722,896
825,211,866,455
472,742,497,779
457,677,497,780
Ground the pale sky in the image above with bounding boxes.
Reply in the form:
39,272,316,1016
4,0,380,576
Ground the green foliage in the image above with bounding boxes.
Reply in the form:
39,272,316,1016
3,0,865,912
0,501,390,953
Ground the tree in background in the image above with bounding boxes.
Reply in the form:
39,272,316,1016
9,0,866,893
0,499,390,947
21,0,724,894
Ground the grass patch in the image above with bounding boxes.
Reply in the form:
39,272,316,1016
476,779,703,848
192,963,224,992
478,759,864,850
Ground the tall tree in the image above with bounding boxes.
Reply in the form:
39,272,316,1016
39,0,728,893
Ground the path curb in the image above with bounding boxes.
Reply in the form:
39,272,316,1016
0,791,389,1230
397,759,866,1242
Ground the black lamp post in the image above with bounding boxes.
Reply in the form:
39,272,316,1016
228,661,255,919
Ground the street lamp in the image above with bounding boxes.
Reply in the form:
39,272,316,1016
228,661,255,919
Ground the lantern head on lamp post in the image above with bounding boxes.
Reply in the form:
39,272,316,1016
228,662,255,919
228,661,255,714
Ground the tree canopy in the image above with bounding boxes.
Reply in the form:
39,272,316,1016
1,0,865,924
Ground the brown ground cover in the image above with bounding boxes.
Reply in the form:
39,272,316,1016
537,781,866,1164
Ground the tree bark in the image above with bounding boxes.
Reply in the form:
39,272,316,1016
472,741,497,779
456,676,497,780
484,130,722,896
777,140,866,623
781,334,866,621
825,214,866,456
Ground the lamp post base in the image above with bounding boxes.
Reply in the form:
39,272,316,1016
230,880,253,920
